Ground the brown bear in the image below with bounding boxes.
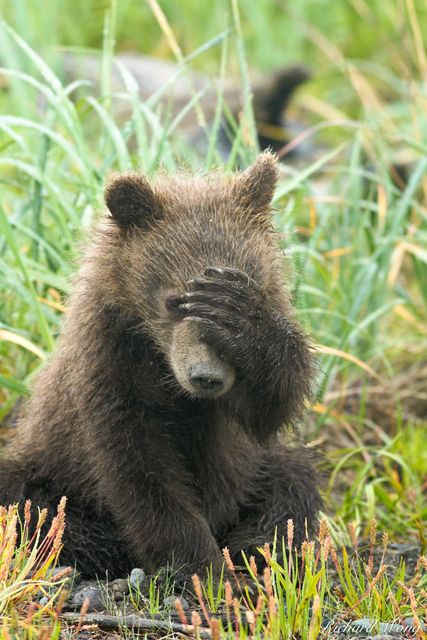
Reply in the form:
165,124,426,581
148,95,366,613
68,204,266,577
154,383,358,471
61,53,312,162
0,152,322,579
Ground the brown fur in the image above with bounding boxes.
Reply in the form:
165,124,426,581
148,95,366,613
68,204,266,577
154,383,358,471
0,152,322,579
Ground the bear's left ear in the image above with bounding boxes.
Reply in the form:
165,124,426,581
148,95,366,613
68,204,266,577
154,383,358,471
105,172,162,230
233,151,279,213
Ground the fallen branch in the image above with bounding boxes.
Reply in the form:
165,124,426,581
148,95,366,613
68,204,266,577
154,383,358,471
60,612,212,637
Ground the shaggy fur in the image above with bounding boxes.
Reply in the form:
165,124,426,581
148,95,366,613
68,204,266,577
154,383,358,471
0,152,322,579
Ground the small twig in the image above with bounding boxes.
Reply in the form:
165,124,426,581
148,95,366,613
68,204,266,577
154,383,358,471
60,612,212,637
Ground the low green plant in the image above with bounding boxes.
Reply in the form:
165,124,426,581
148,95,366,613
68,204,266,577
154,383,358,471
0,499,68,638
327,422,427,539
175,521,426,640
327,520,426,624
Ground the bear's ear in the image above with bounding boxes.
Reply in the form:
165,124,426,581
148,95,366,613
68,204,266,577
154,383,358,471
105,173,162,230
233,151,279,213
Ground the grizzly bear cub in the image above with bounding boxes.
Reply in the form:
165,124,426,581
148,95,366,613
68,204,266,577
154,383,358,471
0,152,322,579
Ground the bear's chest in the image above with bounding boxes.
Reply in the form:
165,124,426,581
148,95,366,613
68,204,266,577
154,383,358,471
174,417,258,533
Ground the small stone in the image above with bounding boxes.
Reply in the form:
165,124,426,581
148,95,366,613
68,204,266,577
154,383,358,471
39,596,49,607
350,617,375,632
111,578,129,600
348,617,413,638
70,586,104,612
403,617,426,630
163,595,190,611
129,567,147,591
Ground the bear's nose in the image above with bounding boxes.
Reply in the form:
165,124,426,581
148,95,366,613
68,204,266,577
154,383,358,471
188,364,225,394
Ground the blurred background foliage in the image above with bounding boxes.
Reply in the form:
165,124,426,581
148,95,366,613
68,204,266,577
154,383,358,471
0,0,426,538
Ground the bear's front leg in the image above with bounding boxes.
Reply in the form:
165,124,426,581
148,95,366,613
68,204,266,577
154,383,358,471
92,439,224,579
169,266,314,438
224,446,323,566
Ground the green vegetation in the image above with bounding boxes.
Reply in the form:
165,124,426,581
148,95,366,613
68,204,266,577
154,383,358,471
2,506,426,638
0,0,426,636
0,500,67,638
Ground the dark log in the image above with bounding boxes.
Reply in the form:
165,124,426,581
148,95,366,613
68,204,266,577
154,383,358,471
60,612,212,637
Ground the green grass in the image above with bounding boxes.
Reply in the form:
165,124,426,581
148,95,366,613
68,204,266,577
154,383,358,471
0,500,67,638
4,503,422,639
327,423,427,541
0,0,426,637
36,520,427,639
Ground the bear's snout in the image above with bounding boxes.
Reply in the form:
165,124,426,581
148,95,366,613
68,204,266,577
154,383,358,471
188,363,225,394
170,320,235,398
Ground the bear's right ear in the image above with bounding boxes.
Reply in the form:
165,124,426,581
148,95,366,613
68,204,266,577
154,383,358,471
233,151,279,213
105,173,162,230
